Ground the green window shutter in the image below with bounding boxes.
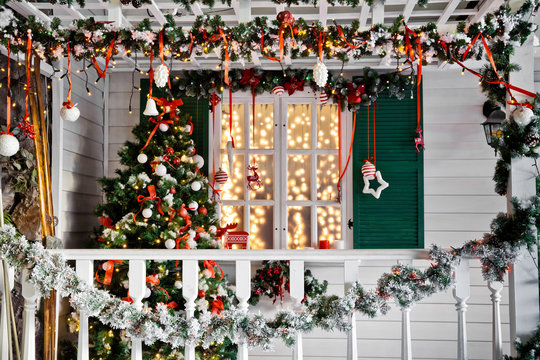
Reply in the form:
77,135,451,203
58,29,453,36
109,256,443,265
352,84,424,249
140,79,209,174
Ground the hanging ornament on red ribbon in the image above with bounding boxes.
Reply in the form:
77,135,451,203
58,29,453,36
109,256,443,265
154,30,170,89
90,36,116,79
60,43,80,122
134,185,164,222
17,29,35,140
0,42,19,157
313,30,328,88
361,104,389,199
246,163,263,191
95,260,123,285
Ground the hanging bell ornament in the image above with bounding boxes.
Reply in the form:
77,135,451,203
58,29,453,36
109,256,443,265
143,98,159,116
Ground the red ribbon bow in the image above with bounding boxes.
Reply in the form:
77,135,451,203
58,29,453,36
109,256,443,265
141,117,175,150
134,185,164,222
203,260,224,280
99,216,115,229
154,97,184,121
95,260,123,285
91,36,116,79
211,298,224,315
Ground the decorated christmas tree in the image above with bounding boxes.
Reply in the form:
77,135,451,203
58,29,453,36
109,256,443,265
71,83,237,359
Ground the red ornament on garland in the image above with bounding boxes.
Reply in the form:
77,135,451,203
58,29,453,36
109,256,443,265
164,147,174,155
198,290,205,298
347,82,366,104
177,207,188,217
283,78,305,96
277,11,295,26
198,206,208,216
173,157,181,165
169,188,176,194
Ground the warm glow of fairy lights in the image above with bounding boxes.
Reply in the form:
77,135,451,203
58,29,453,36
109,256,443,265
317,207,341,245
288,155,311,201
250,104,274,149
288,206,310,249
222,104,244,148
317,155,338,201
288,104,311,149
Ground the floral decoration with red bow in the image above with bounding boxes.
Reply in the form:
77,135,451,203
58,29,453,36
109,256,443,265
239,69,261,88
347,82,366,104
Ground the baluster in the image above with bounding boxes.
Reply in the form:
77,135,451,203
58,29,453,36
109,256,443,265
488,281,504,360
236,260,251,360
182,260,198,360
129,259,146,360
398,259,412,360
75,260,93,360
21,268,38,360
344,260,360,360
289,260,304,360
452,259,470,360
0,261,14,360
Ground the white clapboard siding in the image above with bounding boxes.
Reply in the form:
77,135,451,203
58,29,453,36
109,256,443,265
61,60,105,248
102,69,510,359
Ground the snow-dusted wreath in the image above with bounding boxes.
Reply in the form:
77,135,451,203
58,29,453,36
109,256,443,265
0,193,534,350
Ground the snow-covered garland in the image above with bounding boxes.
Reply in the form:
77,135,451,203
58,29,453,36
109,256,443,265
0,2,536,82
0,192,537,349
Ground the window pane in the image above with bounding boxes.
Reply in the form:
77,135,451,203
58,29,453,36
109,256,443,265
287,155,311,201
317,104,339,149
287,104,311,149
317,155,338,201
250,155,273,200
249,104,274,149
221,205,244,232
221,154,245,200
250,206,274,249
287,206,311,249
317,207,341,246
222,104,245,149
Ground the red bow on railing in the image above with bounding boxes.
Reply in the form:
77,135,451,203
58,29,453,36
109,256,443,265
203,260,224,280
141,117,175,150
134,185,164,222
99,216,115,229
95,260,123,285
211,298,224,315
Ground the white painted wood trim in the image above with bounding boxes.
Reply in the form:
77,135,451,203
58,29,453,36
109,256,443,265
21,268,38,360
129,259,146,360
75,260,93,360
453,259,470,360
488,281,504,360
51,59,64,239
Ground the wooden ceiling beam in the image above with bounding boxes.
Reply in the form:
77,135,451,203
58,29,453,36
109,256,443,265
359,0,370,28
319,0,328,26
468,0,504,24
402,0,416,22
436,0,460,26
146,0,168,26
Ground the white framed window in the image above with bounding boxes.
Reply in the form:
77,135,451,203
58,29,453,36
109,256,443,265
214,92,346,249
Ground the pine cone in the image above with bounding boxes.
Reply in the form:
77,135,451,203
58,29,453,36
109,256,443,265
525,133,540,147
131,0,143,8
120,0,131,4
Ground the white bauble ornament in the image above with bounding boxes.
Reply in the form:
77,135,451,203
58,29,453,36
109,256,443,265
191,181,202,191
144,287,151,298
159,123,169,132
208,225,217,235
165,239,176,249
313,60,328,88
154,64,170,88
188,201,199,211
155,164,167,176
512,107,535,127
185,124,192,133
0,134,19,157
137,153,148,164
142,208,153,218
193,154,204,168
60,103,80,122
174,280,183,289
143,98,159,116
272,86,285,96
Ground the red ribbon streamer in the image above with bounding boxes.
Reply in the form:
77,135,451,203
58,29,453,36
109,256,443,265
91,37,116,79
204,260,224,280
134,185,164,222
62,43,75,109
95,260,123,285
260,29,280,62
218,28,230,85
278,24,296,62
3,42,11,135
141,117,174,150
337,111,357,194
337,25,364,49
24,30,31,124
229,86,234,148
318,31,325,62
148,46,154,98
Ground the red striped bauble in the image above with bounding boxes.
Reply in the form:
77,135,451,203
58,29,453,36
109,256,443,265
215,169,229,185
318,91,329,105
361,161,376,179
272,86,285,96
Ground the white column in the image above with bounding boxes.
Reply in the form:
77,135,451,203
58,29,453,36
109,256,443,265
401,307,412,360
75,260,93,360
236,260,251,360
452,259,470,360
507,22,540,354
21,268,38,360
182,260,199,360
129,260,146,360
289,261,304,360
344,260,360,360
0,261,14,360
488,281,504,360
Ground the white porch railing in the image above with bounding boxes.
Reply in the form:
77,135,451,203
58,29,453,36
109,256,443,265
0,249,506,360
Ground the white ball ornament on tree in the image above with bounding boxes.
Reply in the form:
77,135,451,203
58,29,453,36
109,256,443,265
193,154,204,168
512,106,535,127
142,208,153,218
60,103,80,122
153,64,170,88
144,287,152,298
0,133,20,157
137,153,148,164
208,225,217,235
174,280,183,289
155,164,167,176
313,60,328,88
185,124,192,133
165,239,176,249
188,201,199,211
159,123,169,132
191,181,202,191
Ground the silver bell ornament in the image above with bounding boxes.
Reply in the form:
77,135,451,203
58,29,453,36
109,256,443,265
143,98,159,116
60,102,80,122
153,64,170,88
512,106,535,127
0,133,19,157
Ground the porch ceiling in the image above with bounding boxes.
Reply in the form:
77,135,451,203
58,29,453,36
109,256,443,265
4,0,524,71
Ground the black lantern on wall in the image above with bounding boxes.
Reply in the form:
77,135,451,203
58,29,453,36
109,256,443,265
481,101,506,153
